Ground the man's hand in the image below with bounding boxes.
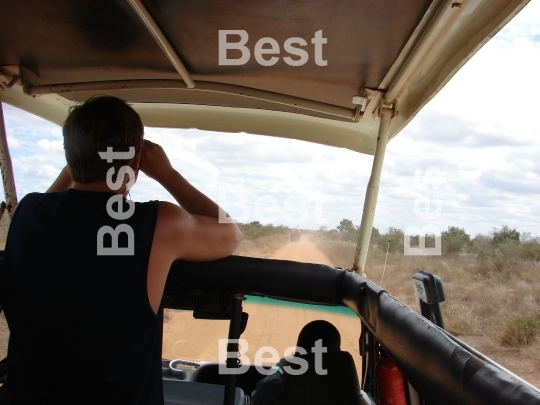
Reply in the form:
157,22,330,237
140,140,175,183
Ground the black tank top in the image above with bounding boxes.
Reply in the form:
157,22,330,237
0,189,162,405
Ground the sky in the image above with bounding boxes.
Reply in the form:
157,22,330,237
1,1,539,238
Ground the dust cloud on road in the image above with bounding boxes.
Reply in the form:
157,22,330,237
271,234,333,264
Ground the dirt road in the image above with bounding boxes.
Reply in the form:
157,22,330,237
271,233,334,264
162,234,363,376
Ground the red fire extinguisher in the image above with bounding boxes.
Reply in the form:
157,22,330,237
375,350,408,405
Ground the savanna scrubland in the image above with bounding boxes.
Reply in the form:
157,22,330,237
233,219,540,358
312,221,540,386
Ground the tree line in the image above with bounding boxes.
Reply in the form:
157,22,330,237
318,220,540,260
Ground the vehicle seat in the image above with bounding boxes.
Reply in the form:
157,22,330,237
267,351,366,405
193,363,269,395
192,363,226,386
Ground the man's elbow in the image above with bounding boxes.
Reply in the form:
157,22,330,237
223,223,242,255
231,224,243,252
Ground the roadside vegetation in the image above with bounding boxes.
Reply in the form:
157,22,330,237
313,221,540,383
233,221,292,258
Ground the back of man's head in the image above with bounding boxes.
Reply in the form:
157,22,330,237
63,96,143,184
297,320,341,353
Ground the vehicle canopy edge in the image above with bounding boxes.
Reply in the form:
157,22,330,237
0,0,531,155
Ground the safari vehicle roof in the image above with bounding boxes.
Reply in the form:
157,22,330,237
1,3,539,403
0,0,529,155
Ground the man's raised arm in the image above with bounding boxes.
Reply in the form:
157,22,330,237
140,140,242,262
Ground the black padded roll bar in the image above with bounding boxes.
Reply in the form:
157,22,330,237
1,253,539,405
165,255,346,306
340,272,540,405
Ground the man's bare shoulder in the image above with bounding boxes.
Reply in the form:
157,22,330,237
154,201,189,238
156,200,186,219
152,201,241,262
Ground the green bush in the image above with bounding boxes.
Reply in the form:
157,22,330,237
442,226,471,254
384,227,404,253
472,226,540,275
336,219,358,243
521,232,540,261
501,314,540,347
236,221,289,240
492,225,520,246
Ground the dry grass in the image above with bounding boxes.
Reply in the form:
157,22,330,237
313,234,540,343
501,314,540,347
311,238,356,269
233,222,292,258
312,232,540,386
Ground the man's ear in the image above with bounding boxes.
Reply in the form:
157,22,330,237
130,147,143,171
126,147,143,191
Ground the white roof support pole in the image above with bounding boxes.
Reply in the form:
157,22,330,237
0,98,18,217
352,105,394,276
126,0,195,89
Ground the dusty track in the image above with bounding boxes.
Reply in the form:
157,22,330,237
270,233,334,264
162,234,363,376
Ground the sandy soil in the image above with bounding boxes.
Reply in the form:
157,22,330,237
162,234,364,375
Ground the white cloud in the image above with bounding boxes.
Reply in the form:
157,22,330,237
6,134,20,149
36,139,63,153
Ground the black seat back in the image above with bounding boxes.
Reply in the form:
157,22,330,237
268,351,362,405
